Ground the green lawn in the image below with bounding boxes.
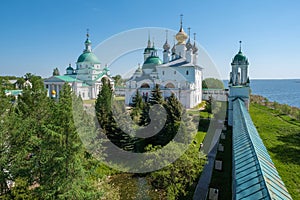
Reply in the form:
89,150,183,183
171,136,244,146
250,103,300,199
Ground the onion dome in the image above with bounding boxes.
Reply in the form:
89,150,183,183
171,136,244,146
171,44,176,54
66,63,74,71
186,27,193,50
163,41,170,51
51,90,56,96
232,41,248,64
192,33,198,53
77,32,101,64
175,14,188,44
186,39,193,50
144,56,162,65
163,30,170,51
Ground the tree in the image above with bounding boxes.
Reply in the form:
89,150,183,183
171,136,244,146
131,90,144,123
202,78,224,89
52,68,60,76
95,79,134,151
112,75,123,86
0,85,12,195
149,84,163,105
95,78,113,130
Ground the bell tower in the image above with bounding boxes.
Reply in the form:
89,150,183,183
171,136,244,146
228,41,250,126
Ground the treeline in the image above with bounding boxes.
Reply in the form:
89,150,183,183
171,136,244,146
0,76,117,199
251,94,300,120
0,73,40,90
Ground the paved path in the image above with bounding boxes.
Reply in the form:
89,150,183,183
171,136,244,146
193,128,222,200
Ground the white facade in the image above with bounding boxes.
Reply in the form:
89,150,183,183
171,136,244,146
44,33,114,100
125,21,203,108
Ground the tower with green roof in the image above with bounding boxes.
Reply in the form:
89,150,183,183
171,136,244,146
228,41,250,126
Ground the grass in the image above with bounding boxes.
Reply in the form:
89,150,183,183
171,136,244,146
209,128,232,200
114,96,125,101
83,99,95,104
249,103,300,199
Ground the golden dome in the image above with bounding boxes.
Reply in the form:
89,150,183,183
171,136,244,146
175,15,188,44
176,27,188,44
51,90,56,95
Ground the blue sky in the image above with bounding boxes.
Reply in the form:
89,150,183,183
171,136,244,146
0,0,300,79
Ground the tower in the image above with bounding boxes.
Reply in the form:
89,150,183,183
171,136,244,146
185,27,193,63
163,30,170,63
84,29,92,53
192,33,198,65
175,14,188,59
144,32,153,61
228,41,250,126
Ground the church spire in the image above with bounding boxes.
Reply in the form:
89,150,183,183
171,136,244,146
175,14,188,44
163,30,170,51
84,29,92,53
147,31,151,48
186,27,192,50
192,33,198,53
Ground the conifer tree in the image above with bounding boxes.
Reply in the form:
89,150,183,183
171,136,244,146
0,85,11,195
95,79,134,151
131,90,144,122
149,84,163,105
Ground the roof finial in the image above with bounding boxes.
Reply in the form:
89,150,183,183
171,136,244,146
86,28,89,38
188,27,191,39
147,30,151,48
180,14,183,30
193,33,196,42
152,37,155,48
165,30,168,42
239,40,242,53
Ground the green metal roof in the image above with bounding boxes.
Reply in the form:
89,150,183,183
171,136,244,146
77,52,100,64
233,51,247,63
143,56,162,65
66,66,74,70
55,76,82,83
5,90,23,96
232,98,292,200
144,47,155,53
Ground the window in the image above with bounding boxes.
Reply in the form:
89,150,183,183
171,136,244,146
162,71,165,75
174,71,176,75
186,70,189,75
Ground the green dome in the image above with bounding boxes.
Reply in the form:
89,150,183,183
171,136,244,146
144,47,155,53
233,51,247,63
77,52,100,64
67,66,74,70
85,38,92,44
144,56,162,65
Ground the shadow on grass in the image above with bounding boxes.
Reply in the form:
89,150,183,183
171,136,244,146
269,132,300,165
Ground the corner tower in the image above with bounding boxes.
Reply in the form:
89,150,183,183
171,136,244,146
228,41,250,126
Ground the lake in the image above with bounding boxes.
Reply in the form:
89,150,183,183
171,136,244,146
223,79,300,108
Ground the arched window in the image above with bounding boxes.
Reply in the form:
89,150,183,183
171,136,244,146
141,83,150,88
186,70,189,75
165,82,175,88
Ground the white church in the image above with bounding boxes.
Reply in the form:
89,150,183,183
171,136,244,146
44,32,114,100
125,17,203,108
